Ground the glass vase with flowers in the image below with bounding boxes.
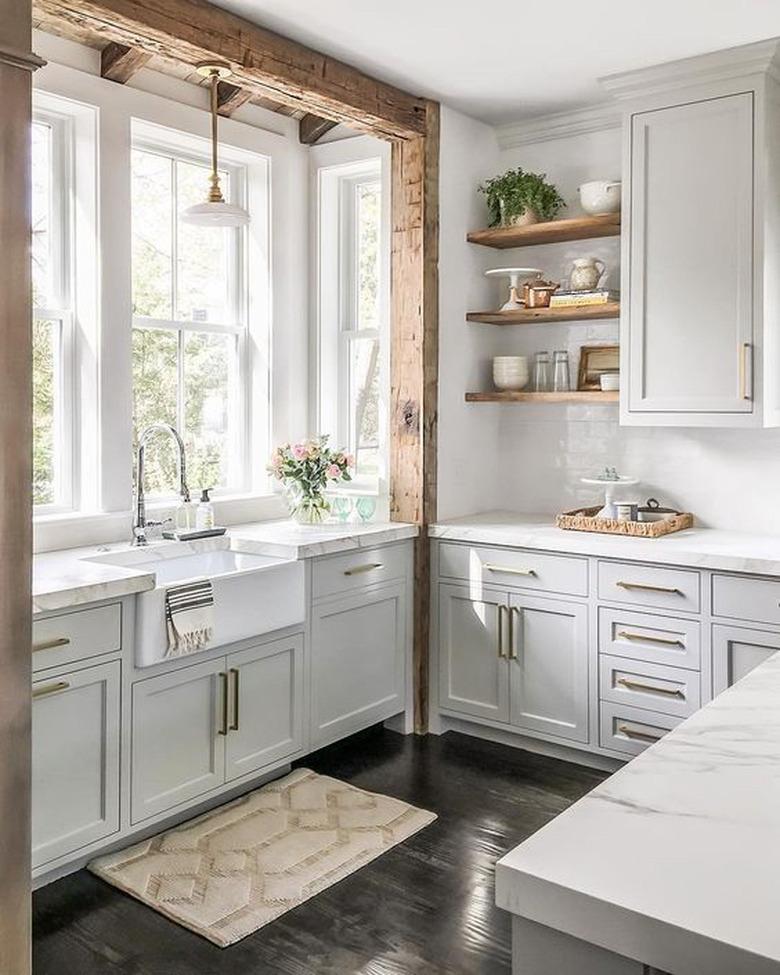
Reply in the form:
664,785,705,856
268,436,353,525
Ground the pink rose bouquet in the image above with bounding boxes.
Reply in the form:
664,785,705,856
268,435,352,524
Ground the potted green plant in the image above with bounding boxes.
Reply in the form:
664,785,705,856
479,167,566,227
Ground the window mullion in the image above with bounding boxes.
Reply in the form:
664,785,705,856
171,156,178,323
177,329,185,442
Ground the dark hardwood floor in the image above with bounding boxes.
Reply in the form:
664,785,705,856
33,728,608,975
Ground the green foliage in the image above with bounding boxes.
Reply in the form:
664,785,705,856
32,319,54,505
479,167,566,226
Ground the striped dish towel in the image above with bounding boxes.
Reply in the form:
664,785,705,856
165,579,214,657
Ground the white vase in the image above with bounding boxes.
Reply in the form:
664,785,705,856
570,257,606,292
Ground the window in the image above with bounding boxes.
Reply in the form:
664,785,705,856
317,157,389,495
31,112,74,510
131,138,246,497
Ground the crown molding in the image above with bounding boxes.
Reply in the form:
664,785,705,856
600,38,780,100
495,103,620,149
0,45,46,72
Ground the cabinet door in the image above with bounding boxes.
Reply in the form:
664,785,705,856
438,584,509,723
311,583,406,749
712,625,780,696
32,660,120,869
131,657,226,824
627,92,754,418
509,595,588,743
225,635,304,782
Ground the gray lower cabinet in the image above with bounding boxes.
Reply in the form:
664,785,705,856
712,624,780,695
438,584,588,743
32,659,121,869
311,583,406,748
132,634,304,824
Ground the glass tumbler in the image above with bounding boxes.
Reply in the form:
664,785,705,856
533,351,551,392
552,350,571,392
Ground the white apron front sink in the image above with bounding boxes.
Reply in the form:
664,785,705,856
85,544,305,668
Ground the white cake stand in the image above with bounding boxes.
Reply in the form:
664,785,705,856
485,267,543,311
581,475,638,519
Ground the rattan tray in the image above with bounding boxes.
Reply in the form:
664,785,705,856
556,506,694,538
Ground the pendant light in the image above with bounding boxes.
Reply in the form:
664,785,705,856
181,62,250,227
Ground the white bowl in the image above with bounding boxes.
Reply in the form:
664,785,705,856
599,373,620,391
579,180,621,216
493,356,529,391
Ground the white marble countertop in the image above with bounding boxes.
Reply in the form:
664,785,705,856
496,651,780,975
431,510,780,576
33,519,417,614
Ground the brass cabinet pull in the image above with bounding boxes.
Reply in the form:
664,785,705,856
616,630,683,647
484,564,536,577
33,680,70,699
616,581,682,595
616,676,685,698
229,668,240,731
217,672,229,736
508,606,519,660
740,342,752,400
497,605,507,658
617,723,664,743
32,636,71,653
344,563,383,576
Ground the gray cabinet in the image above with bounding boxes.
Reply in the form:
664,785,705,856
311,584,406,748
32,659,120,869
712,624,780,695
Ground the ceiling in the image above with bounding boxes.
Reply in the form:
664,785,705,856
210,0,780,123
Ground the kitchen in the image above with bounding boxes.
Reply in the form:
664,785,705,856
4,3,780,974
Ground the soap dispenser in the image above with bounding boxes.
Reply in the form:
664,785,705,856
196,488,215,530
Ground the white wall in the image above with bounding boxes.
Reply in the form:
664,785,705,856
438,110,780,533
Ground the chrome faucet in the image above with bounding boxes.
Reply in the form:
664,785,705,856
133,423,191,546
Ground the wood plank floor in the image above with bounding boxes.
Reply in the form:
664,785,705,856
33,728,608,975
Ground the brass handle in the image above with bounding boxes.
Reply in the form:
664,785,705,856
616,677,684,698
33,680,70,699
616,630,683,647
497,605,507,658
32,636,71,653
218,672,229,735
617,723,664,743
508,606,519,660
344,563,383,576
616,581,681,595
229,668,239,731
484,564,537,577
740,342,752,400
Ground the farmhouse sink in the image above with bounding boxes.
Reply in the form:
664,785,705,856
85,543,305,668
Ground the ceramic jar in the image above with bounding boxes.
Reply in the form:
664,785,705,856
578,180,621,215
493,356,529,391
569,257,606,292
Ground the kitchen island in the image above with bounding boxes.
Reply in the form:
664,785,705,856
496,650,780,975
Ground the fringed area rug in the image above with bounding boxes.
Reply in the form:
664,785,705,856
89,768,436,947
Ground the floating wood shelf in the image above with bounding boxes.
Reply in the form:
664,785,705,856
466,302,620,326
466,391,619,404
467,213,621,249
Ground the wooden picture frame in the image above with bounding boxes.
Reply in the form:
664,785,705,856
577,344,619,391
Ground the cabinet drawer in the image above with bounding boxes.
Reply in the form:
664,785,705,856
600,702,682,757
598,561,700,613
312,544,408,600
712,574,780,626
600,655,699,718
33,603,122,673
439,543,588,597
598,607,700,670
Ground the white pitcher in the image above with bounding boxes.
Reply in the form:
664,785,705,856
569,257,606,292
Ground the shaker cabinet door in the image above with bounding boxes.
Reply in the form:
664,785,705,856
438,584,510,723
626,92,754,420
712,625,780,696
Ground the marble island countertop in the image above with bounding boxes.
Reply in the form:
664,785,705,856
495,651,780,975
33,519,417,614
430,510,780,576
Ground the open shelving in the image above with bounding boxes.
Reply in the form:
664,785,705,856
465,391,619,404
466,213,621,249
466,302,620,326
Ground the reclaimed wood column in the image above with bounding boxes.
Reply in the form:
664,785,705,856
390,101,439,733
0,2,40,971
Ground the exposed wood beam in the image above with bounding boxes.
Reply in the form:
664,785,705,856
299,113,338,145
33,0,427,139
216,80,252,117
390,101,440,733
100,40,151,83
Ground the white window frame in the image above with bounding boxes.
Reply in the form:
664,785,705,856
315,148,391,502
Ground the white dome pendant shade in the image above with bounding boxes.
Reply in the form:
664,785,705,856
181,63,250,228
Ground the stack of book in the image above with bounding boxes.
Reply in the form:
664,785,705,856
549,289,619,308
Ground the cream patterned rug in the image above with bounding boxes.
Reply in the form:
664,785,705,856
89,768,436,947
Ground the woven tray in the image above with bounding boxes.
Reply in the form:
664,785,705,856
556,506,694,538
